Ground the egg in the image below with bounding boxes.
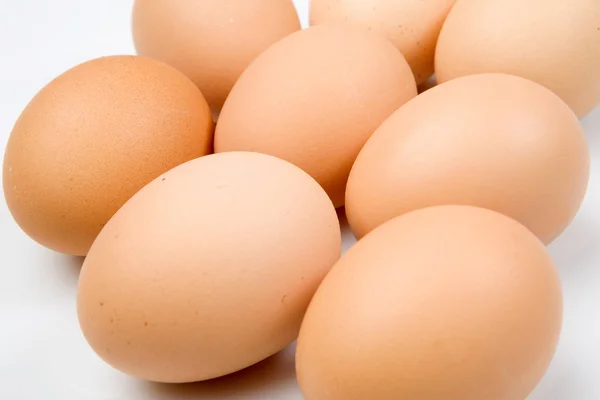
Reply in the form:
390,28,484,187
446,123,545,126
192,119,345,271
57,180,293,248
297,205,563,400
77,152,341,383
346,73,590,244
215,25,417,207
310,0,456,85
3,55,213,256
132,0,301,114
435,0,600,117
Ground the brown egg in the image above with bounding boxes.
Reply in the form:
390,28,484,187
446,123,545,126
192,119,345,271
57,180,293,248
346,73,590,244
297,205,563,400
215,25,417,207
77,152,341,383
132,0,301,114
3,55,213,256
435,0,600,117
310,0,456,85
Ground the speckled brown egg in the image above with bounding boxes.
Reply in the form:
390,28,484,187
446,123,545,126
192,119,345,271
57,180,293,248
310,0,456,85
297,205,563,400
215,25,417,208
346,73,590,244
132,0,301,114
77,151,341,383
3,55,213,256
435,0,600,117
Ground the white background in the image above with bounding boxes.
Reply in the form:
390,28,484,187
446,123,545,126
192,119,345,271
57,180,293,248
1,1,599,399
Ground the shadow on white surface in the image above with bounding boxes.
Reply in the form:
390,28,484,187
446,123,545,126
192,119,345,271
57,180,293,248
36,250,84,298
143,345,300,400
528,356,581,400
528,106,600,400
548,216,597,268
548,106,600,267
53,253,85,279
337,208,358,254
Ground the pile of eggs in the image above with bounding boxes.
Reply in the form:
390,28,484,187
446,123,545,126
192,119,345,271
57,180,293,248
3,0,599,398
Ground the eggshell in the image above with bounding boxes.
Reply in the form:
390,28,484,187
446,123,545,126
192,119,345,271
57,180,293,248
77,152,341,383
435,0,600,117
310,0,455,85
297,205,563,400
132,0,301,114
346,73,590,244
3,55,213,256
215,25,417,208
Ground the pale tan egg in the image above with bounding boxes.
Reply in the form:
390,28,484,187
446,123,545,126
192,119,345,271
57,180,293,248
297,205,563,400
132,0,301,114
435,0,600,117
346,73,590,244
3,55,213,256
215,25,417,208
310,0,456,85
77,152,341,383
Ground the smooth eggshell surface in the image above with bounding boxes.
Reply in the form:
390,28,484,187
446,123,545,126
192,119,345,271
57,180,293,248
132,0,301,114
435,0,600,117
77,152,341,383
297,205,562,400
215,25,417,207
346,73,590,244
310,0,456,85
3,55,213,256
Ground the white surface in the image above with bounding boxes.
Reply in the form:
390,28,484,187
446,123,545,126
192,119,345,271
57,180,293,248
1,1,599,399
